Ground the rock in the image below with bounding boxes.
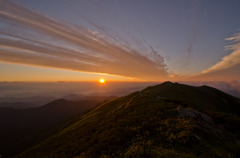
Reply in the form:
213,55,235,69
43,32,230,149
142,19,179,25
177,107,197,118
191,134,202,141
177,107,215,129
155,96,163,100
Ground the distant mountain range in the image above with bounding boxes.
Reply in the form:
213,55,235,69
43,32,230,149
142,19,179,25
0,102,36,109
0,96,58,108
0,96,114,157
10,81,240,158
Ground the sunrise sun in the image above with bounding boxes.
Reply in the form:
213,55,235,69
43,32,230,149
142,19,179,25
99,78,105,83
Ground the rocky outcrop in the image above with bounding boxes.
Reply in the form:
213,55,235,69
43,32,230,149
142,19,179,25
177,107,215,129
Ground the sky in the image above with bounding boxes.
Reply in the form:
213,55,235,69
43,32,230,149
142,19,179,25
0,0,240,82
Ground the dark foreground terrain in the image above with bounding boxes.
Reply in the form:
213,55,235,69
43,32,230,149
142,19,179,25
3,82,240,157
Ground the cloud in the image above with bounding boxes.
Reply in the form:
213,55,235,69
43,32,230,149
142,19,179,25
202,31,240,74
183,30,240,82
0,0,168,81
178,0,202,69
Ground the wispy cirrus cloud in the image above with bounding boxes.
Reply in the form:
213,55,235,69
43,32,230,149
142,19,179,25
202,31,240,74
0,0,168,81
180,30,240,82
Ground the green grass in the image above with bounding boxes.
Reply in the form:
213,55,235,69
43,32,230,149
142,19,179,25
17,82,240,158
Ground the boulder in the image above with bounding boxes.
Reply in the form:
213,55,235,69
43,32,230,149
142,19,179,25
177,106,215,129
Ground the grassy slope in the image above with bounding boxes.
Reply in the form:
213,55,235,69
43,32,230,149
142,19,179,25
17,82,240,158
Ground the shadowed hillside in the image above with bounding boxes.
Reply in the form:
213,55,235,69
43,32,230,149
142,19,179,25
17,82,240,158
0,96,114,158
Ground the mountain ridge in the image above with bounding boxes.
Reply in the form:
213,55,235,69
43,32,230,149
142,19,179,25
17,82,240,158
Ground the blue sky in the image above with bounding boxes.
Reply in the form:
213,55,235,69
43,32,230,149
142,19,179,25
0,0,240,81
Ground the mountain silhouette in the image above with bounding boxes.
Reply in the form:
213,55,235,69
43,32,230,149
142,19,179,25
0,96,113,158
13,82,240,157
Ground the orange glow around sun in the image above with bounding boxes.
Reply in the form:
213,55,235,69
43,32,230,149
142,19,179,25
99,78,105,83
